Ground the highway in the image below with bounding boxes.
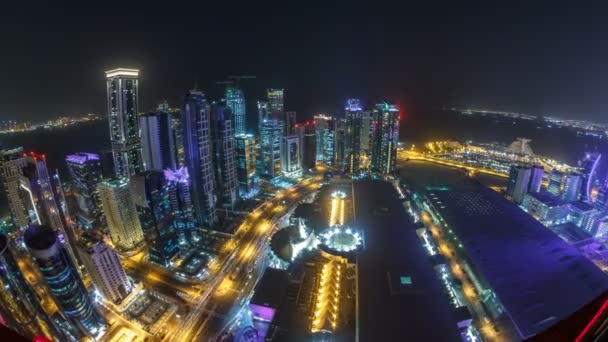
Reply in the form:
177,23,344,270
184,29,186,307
169,170,325,341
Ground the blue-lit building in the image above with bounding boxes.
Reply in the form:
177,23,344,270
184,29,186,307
140,110,177,171
25,225,105,338
522,191,570,226
295,122,316,171
345,99,363,174
596,187,608,211
579,152,601,202
235,134,258,196
225,86,246,135
314,115,336,165
258,118,284,179
164,167,197,246
280,135,301,177
130,171,179,267
182,90,217,227
210,102,239,209
370,102,399,174
66,153,103,229
567,200,599,229
257,100,269,135
506,165,544,204
547,170,582,202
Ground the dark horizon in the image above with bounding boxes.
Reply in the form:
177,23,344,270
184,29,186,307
3,3,608,123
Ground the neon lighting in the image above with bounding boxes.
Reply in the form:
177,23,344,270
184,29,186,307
575,297,608,342
20,183,40,224
400,276,412,285
586,154,601,201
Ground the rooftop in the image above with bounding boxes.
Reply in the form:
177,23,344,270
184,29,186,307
250,268,289,309
426,186,608,339
526,190,567,207
105,68,139,78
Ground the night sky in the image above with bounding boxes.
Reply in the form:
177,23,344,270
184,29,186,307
2,3,608,123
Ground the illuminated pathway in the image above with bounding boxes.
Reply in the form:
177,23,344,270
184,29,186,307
398,150,509,179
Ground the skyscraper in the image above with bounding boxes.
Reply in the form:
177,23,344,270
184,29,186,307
140,110,177,171
285,111,297,135
25,225,105,338
360,111,372,152
579,152,601,202
164,167,197,245
77,233,132,303
0,147,30,230
267,88,284,115
130,171,179,266
258,118,284,178
295,122,316,171
345,99,363,174
257,100,269,134
225,86,247,135
334,118,347,166
281,135,302,177
98,179,144,251
548,170,582,202
235,134,258,196
0,233,64,340
66,153,103,229
370,102,399,174
529,165,544,193
182,90,217,227
210,102,239,209
314,115,336,165
106,68,143,178
506,165,532,204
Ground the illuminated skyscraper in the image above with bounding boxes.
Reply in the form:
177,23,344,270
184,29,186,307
258,118,284,178
210,102,239,209
360,111,372,152
182,90,217,226
267,88,284,115
77,233,132,303
66,153,103,229
548,170,582,202
0,147,29,230
579,152,601,202
164,167,197,245
140,110,177,171
507,165,532,204
225,86,246,135
314,115,336,165
25,225,105,338
334,118,347,166
295,122,316,171
257,100,269,134
370,102,399,174
0,233,64,340
106,68,143,178
281,135,302,177
130,171,179,266
529,165,544,193
345,99,363,174
235,134,258,196
98,179,144,251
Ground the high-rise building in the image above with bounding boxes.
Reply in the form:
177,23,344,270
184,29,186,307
295,122,316,171
77,233,132,303
182,90,217,227
25,225,105,338
285,111,297,135
370,102,399,174
267,88,284,115
314,115,336,165
164,168,197,245
334,118,347,166
345,99,363,174
106,68,143,178
0,233,64,340
66,153,103,228
529,165,544,193
210,102,238,209
257,100,269,134
596,187,608,212
130,171,179,266
281,135,302,177
0,147,30,230
235,134,258,196
225,86,246,135
140,111,177,171
547,170,582,202
98,178,144,251
360,111,372,152
507,165,531,204
258,118,284,178
579,152,601,202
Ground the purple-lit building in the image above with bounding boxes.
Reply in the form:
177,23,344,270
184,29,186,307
164,167,197,245
249,268,288,323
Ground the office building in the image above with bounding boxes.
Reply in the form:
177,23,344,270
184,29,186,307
77,233,132,303
295,122,316,171
345,99,363,174
106,68,143,178
210,102,239,208
164,167,197,245
547,170,582,202
579,152,601,202
257,100,269,134
130,171,179,266
521,191,570,226
360,111,372,152
182,90,217,226
235,134,258,196
140,110,177,171
267,88,284,115
314,115,336,165
529,165,544,193
0,147,30,230
66,153,103,228
0,233,64,340
285,111,297,135
281,135,302,177
582,212,608,237
506,165,542,204
370,102,399,174
334,118,347,166
258,118,284,178
596,187,608,212
567,201,599,229
98,178,144,251
25,225,105,338
225,86,247,135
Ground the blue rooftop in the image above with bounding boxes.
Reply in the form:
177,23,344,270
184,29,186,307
527,190,567,207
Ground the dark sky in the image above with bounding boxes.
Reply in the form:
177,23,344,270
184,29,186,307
2,3,608,123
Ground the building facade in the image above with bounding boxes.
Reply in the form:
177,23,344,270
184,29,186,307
235,134,258,196
210,102,239,209
140,110,177,171
295,122,316,171
98,179,144,251
547,170,582,202
106,68,143,178
579,152,601,202
267,88,284,115
66,153,103,228
225,86,247,135
314,115,336,165
370,103,399,174
164,167,197,245
258,118,284,178
0,147,30,230
281,135,302,177
345,99,363,174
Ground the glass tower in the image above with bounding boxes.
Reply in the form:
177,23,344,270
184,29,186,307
267,88,284,115
235,134,258,197
258,118,284,178
370,102,399,174
345,99,363,174
106,68,143,178
225,86,247,135
66,153,103,229
164,167,197,245
210,102,239,209
140,110,177,171
25,225,105,338
0,147,29,230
